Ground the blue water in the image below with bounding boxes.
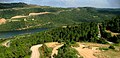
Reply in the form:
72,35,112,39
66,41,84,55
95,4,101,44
0,28,47,39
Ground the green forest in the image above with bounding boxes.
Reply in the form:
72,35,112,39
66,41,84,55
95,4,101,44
0,6,119,32
0,2,28,9
0,3,120,58
0,17,120,58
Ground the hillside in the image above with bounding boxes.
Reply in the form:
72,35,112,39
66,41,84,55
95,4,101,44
0,21,120,58
0,3,120,58
0,5,119,32
0,2,29,9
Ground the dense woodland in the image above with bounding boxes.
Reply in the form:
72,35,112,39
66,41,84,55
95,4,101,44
0,6,118,31
0,2,29,9
103,16,120,33
54,43,80,58
0,22,115,58
101,16,120,43
0,20,120,58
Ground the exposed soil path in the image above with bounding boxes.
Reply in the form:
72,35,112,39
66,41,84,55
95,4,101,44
2,40,10,47
74,47,97,58
11,16,27,19
105,30,120,36
30,42,63,58
51,44,64,58
98,23,101,38
30,44,43,58
73,43,101,58
29,12,50,16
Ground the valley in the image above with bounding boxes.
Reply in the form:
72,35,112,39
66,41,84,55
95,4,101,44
0,2,120,58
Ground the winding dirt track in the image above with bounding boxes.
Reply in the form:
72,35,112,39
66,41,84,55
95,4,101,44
30,44,43,58
51,44,64,58
30,42,63,58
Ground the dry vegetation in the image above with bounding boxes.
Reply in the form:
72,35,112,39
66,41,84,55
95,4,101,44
105,30,120,37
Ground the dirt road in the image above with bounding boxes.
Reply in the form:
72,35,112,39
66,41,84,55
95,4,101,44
29,12,50,16
30,44,43,58
2,40,10,47
73,43,101,58
74,47,97,58
30,42,62,58
11,16,27,19
51,44,64,58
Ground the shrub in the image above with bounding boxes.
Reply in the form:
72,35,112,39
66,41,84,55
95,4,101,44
109,45,115,49
99,47,109,50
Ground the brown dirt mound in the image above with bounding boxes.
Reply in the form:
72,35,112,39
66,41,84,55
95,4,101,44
0,18,6,24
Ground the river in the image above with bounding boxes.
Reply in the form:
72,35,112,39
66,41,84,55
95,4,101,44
0,28,47,39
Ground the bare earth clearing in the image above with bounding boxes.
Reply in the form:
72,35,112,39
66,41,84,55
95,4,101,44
30,42,112,58
51,44,64,58
0,18,7,24
30,42,63,58
73,43,109,58
29,12,50,16
11,16,27,19
1,40,10,47
30,44,43,58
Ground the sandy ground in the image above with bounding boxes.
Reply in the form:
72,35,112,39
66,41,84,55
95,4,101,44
73,43,101,58
11,16,27,19
2,40,10,47
51,44,64,58
30,44,43,58
29,12,50,16
74,47,99,58
0,18,6,24
45,42,60,48
11,12,50,19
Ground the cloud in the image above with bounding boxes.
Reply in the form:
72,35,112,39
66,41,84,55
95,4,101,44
107,0,120,7
0,0,23,3
0,0,119,8
0,0,13,2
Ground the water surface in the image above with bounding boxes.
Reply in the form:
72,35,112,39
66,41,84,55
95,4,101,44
0,28,47,39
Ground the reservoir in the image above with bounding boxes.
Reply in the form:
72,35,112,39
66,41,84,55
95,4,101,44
0,28,47,39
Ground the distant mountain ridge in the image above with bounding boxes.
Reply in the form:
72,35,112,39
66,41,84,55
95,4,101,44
0,2,29,9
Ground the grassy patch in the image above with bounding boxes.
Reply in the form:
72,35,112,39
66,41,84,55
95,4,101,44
39,44,52,58
71,43,79,47
99,47,109,50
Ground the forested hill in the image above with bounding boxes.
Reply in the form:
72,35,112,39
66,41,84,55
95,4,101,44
0,3,119,32
0,21,119,58
97,8,120,15
0,2,29,9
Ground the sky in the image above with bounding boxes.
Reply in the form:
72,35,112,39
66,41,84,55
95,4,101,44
0,0,120,8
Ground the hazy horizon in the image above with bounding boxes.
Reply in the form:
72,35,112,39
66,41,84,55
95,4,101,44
0,0,120,8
